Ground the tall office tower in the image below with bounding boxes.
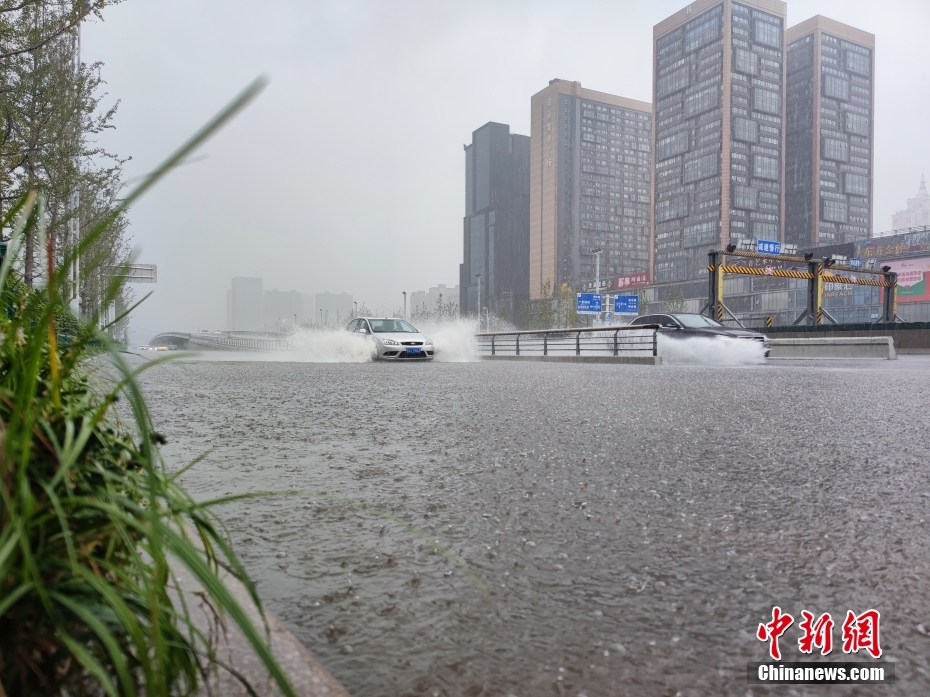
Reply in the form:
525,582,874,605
652,0,787,285
785,17,874,247
460,122,530,315
228,277,263,331
891,176,930,230
529,79,652,299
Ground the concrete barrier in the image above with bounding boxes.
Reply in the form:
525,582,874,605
768,336,896,360
481,355,662,365
175,557,351,697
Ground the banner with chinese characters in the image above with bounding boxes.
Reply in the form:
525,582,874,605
856,230,930,260
882,257,930,303
613,271,651,290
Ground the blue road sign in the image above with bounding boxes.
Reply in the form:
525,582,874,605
603,312,612,323
576,293,602,314
756,239,781,255
849,257,863,269
614,294,639,314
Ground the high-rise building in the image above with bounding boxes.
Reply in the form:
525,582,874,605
891,176,930,231
529,80,652,299
227,277,263,331
785,16,874,247
652,0,787,285
460,122,530,315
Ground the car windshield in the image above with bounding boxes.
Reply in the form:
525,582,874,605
672,314,724,328
369,319,418,333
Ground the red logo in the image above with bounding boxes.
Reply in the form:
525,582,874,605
757,608,882,659
798,611,834,655
842,609,882,658
757,606,794,660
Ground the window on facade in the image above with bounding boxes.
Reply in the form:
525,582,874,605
657,65,690,97
683,221,718,247
751,221,778,237
822,199,848,223
732,116,759,143
845,50,870,76
753,19,781,47
753,88,780,114
753,154,779,180
734,48,758,75
685,14,720,52
823,74,850,101
844,172,869,196
822,137,849,162
656,195,689,222
733,185,757,210
683,153,718,183
684,87,719,116
845,112,869,136
657,130,690,160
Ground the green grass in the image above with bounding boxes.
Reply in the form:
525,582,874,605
0,79,299,697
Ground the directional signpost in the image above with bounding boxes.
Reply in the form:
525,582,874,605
756,239,781,255
576,293,602,315
614,294,639,314
849,257,863,269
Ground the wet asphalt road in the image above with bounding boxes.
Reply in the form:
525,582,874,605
137,356,930,697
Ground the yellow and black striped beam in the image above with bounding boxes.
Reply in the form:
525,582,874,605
719,265,813,279
822,273,891,287
717,249,887,276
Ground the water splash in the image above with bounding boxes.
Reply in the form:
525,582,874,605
657,334,766,365
415,319,480,362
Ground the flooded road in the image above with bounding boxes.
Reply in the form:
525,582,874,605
138,357,930,696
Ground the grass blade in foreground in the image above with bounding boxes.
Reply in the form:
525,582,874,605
0,78,302,697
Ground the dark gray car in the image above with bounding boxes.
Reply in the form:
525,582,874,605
629,313,770,357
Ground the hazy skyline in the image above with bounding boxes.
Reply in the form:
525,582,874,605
81,0,930,341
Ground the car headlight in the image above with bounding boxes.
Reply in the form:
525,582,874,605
381,338,399,346
424,338,433,345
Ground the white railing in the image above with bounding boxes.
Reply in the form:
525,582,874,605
476,325,659,358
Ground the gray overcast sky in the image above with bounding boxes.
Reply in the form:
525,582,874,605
81,0,930,340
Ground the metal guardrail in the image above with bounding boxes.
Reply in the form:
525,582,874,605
475,325,660,357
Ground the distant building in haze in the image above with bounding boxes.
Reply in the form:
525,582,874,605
529,79,652,299
410,284,459,317
263,288,305,330
652,0,787,287
891,175,930,231
460,122,530,318
315,291,353,326
785,15,875,247
227,277,263,331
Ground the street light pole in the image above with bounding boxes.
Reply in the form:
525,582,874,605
475,274,482,331
354,301,358,317
319,308,323,326
402,291,406,319
592,247,603,326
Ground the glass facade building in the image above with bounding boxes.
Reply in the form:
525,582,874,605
785,16,875,247
529,80,652,299
652,0,787,285
460,122,531,316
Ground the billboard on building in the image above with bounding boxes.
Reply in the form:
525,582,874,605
883,257,930,303
613,271,651,290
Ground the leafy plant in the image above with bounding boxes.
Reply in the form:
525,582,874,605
663,284,687,313
0,79,298,697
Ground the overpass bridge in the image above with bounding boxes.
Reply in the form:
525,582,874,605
149,331,287,351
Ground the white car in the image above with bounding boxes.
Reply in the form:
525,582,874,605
347,317,434,360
